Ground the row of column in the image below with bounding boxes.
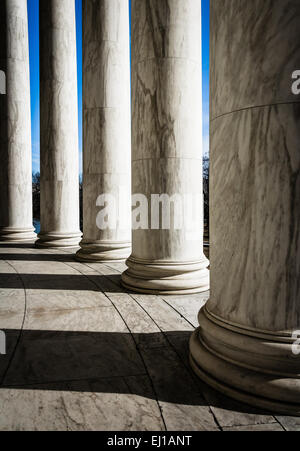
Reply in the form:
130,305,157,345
0,0,208,294
0,0,299,414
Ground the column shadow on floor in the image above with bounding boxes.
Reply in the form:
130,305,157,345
0,328,274,416
0,244,38,249
0,328,204,405
0,245,272,415
0,273,123,292
0,253,77,262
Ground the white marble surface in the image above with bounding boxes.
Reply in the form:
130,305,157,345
190,0,300,415
0,243,290,430
122,0,209,294
77,0,131,262
0,0,35,242
37,0,81,248
210,0,300,119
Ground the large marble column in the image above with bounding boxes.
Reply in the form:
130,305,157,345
36,0,82,248
121,0,209,294
190,0,300,415
76,0,131,262
0,0,36,242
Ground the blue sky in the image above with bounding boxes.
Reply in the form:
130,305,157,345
28,0,210,173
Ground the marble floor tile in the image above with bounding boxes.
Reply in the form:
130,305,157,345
104,262,127,273
26,290,111,313
140,344,218,430
3,329,146,386
201,383,276,428
160,403,219,431
23,306,128,333
132,294,194,333
0,290,25,316
0,313,25,331
8,261,79,275
0,260,19,273
108,293,160,336
85,273,124,295
161,292,209,328
275,416,300,431
223,423,284,431
60,261,99,275
0,330,21,384
0,376,164,431
20,274,99,291
0,273,24,290
0,244,295,430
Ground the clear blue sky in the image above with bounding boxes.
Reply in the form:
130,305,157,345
28,0,210,173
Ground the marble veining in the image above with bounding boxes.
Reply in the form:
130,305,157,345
76,0,131,262
210,0,300,118
0,0,35,241
0,245,292,429
190,0,300,415
122,0,209,294
37,0,81,248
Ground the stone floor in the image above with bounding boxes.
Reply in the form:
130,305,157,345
0,243,297,431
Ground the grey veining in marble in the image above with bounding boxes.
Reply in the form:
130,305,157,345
209,104,300,332
190,0,300,415
0,0,36,242
121,0,209,295
0,378,164,431
0,244,291,430
210,0,300,119
36,0,82,248
76,0,131,262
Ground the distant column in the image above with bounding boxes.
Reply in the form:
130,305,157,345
190,0,300,415
0,0,36,242
121,0,209,294
37,0,81,248
76,0,131,262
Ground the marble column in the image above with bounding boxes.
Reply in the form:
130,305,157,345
76,0,131,262
36,0,82,248
0,0,36,242
121,0,209,294
190,0,300,415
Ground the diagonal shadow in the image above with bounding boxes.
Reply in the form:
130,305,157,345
0,273,123,292
0,329,207,407
0,254,76,262
0,246,272,415
0,244,37,249
0,328,274,416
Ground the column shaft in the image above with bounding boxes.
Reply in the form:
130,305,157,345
76,0,131,262
190,0,300,414
0,0,36,241
37,0,81,248
121,0,209,294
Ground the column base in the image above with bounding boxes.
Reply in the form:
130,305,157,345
121,256,209,295
0,227,36,242
36,231,82,248
75,240,131,262
189,305,300,416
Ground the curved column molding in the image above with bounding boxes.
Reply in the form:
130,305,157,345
76,0,131,263
190,0,300,415
121,0,209,294
36,0,82,249
0,0,36,242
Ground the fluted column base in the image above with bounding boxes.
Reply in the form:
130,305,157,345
36,231,82,248
76,240,131,262
189,305,300,416
121,256,209,295
0,227,36,242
